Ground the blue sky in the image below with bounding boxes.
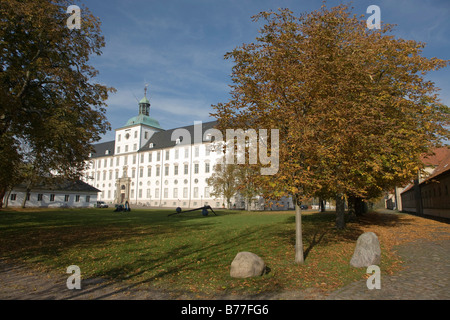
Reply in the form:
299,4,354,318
83,0,450,143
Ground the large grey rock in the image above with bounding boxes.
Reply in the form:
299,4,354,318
350,232,381,267
230,252,266,278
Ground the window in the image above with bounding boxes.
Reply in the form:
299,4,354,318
157,152,161,161
184,148,189,158
205,145,210,156
139,168,143,178
164,188,168,198
145,131,148,139
205,187,210,198
165,150,169,160
103,171,106,180
147,167,152,177
175,149,179,159
155,188,160,198
174,165,178,175
183,187,188,198
117,146,120,153
173,188,178,198
184,164,188,175
98,160,101,168
118,134,121,142
115,171,119,179
75,195,80,202
194,163,199,174
133,143,137,151
193,187,198,198
134,131,138,138
132,168,136,178
116,157,120,166
104,159,107,167
205,163,210,173
37,194,43,201
131,189,134,198
10,194,16,201
140,153,144,163
125,145,129,152
165,166,169,176
133,155,136,164
139,189,142,198
124,156,128,165
156,167,160,176
86,196,90,202
109,171,113,180
148,152,152,162
50,194,55,201
65,195,70,202
147,189,151,198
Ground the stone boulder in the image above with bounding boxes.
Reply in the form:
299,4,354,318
350,232,381,267
230,252,266,278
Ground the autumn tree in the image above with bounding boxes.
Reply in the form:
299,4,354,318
206,157,239,209
235,164,261,211
0,0,115,205
212,4,449,262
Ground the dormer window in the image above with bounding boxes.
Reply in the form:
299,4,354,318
149,143,154,149
105,150,109,155
176,138,181,145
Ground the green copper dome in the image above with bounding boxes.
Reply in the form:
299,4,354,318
124,114,162,129
139,96,150,104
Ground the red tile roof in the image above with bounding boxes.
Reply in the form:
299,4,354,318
401,147,450,194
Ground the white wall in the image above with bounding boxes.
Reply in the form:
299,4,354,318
4,190,98,208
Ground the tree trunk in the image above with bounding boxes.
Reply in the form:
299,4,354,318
0,187,6,208
347,195,356,221
355,196,364,216
22,187,30,208
335,194,346,229
4,189,12,208
294,194,304,264
319,199,325,212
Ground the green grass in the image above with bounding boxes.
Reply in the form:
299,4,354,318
0,208,385,296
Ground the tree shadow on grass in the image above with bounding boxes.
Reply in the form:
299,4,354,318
269,210,418,260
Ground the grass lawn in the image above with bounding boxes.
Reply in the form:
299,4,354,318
1,207,442,297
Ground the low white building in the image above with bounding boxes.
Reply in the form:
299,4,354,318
4,180,100,208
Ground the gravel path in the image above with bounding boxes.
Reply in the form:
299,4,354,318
325,238,450,300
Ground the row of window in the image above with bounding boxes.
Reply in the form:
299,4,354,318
90,163,211,181
102,187,211,200
10,194,90,202
117,130,149,142
95,145,213,169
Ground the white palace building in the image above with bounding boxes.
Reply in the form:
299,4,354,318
81,94,273,209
